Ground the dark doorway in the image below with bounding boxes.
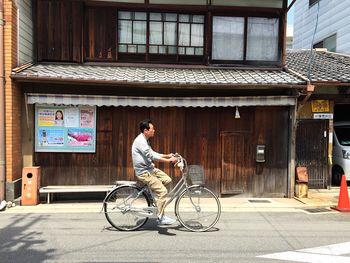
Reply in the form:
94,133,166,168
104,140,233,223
335,104,350,122
296,120,328,188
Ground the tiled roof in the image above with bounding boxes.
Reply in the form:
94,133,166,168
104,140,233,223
12,64,304,86
286,49,350,83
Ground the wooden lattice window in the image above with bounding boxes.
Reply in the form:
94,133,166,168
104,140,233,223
117,11,204,56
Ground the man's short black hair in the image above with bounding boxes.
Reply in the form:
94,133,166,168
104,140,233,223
139,119,152,133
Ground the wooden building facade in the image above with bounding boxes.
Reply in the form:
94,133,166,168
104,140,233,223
30,105,290,196
9,0,307,199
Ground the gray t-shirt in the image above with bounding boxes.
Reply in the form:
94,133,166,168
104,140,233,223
131,133,161,176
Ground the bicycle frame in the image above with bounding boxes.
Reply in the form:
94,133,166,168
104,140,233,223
103,154,199,218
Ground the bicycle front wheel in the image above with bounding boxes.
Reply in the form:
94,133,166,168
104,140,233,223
175,186,221,232
104,185,150,231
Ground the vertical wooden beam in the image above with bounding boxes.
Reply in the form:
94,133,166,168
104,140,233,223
243,17,247,62
288,100,297,198
328,102,334,189
206,11,211,65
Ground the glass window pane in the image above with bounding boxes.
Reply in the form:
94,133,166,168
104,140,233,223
186,47,195,55
246,17,279,61
165,13,177,22
138,45,146,53
149,45,158,54
179,14,190,22
134,12,147,20
179,23,190,46
179,47,185,55
118,44,127,52
159,46,166,54
133,21,147,44
118,11,131,20
150,13,162,21
192,15,204,23
168,46,177,54
118,20,132,44
212,16,244,60
324,34,336,52
164,22,177,45
191,24,203,46
128,45,137,53
195,47,203,55
150,22,163,45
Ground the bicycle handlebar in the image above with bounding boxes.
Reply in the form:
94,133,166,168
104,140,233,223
174,153,186,171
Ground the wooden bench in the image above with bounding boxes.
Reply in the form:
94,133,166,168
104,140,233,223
39,181,137,204
39,185,115,204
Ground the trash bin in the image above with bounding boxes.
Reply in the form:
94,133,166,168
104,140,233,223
295,166,308,198
21,167,41,205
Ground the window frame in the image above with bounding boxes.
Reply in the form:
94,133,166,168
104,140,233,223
313,34,337,52
117,10,206,63
83,6,283,66
211,15,280,65
117,11,148,54
309,0,320,8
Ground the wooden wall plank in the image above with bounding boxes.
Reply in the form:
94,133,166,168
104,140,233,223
35,106,289,196
84,7,116,60
36,0,82,62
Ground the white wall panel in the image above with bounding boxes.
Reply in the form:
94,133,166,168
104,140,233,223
293,0,350,54
17,0,34,65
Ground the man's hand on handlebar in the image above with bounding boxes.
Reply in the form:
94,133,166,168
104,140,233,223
169,155,177,163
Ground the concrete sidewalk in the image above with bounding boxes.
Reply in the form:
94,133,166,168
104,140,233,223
0,188,342,214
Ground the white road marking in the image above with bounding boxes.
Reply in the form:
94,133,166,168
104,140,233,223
258,242,350,263
299,241,350,255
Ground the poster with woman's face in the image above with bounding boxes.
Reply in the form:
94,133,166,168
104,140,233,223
35,105,96,153
54,110,64,126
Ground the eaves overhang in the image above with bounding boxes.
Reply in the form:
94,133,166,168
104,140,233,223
11,63,307,90
287,49,350,86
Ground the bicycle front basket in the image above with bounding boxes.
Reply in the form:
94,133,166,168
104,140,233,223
188,165,205,185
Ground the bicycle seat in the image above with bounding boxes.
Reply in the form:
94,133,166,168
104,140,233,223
114,180,137,186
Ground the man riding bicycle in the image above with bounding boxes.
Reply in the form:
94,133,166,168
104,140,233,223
131,119,177,225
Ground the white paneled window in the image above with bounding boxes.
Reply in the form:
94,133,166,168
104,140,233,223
212,17,244,60
118,11,147,53
149,13,178,54
118,11,204,56
246,17,279,61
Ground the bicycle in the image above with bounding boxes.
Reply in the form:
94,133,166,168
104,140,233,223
103,153,221,232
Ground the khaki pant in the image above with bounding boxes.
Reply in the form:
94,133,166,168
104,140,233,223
137,168,172,218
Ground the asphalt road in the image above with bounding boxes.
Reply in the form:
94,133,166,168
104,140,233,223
1,211,350,263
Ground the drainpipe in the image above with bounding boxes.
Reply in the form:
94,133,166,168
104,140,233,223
0,0,6,201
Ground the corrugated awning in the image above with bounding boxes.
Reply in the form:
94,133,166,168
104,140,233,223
26,93,296,107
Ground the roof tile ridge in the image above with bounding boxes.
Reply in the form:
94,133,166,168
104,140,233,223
283,66,309,83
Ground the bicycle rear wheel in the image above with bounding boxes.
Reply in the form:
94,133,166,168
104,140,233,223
175,186,221,232
104,185,150,231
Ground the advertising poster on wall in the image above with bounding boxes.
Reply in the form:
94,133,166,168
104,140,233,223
80,108,94,128
67,128,93,146
38,109,55,126
65,108,79,127
35,105,96,152
38,129,65,146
